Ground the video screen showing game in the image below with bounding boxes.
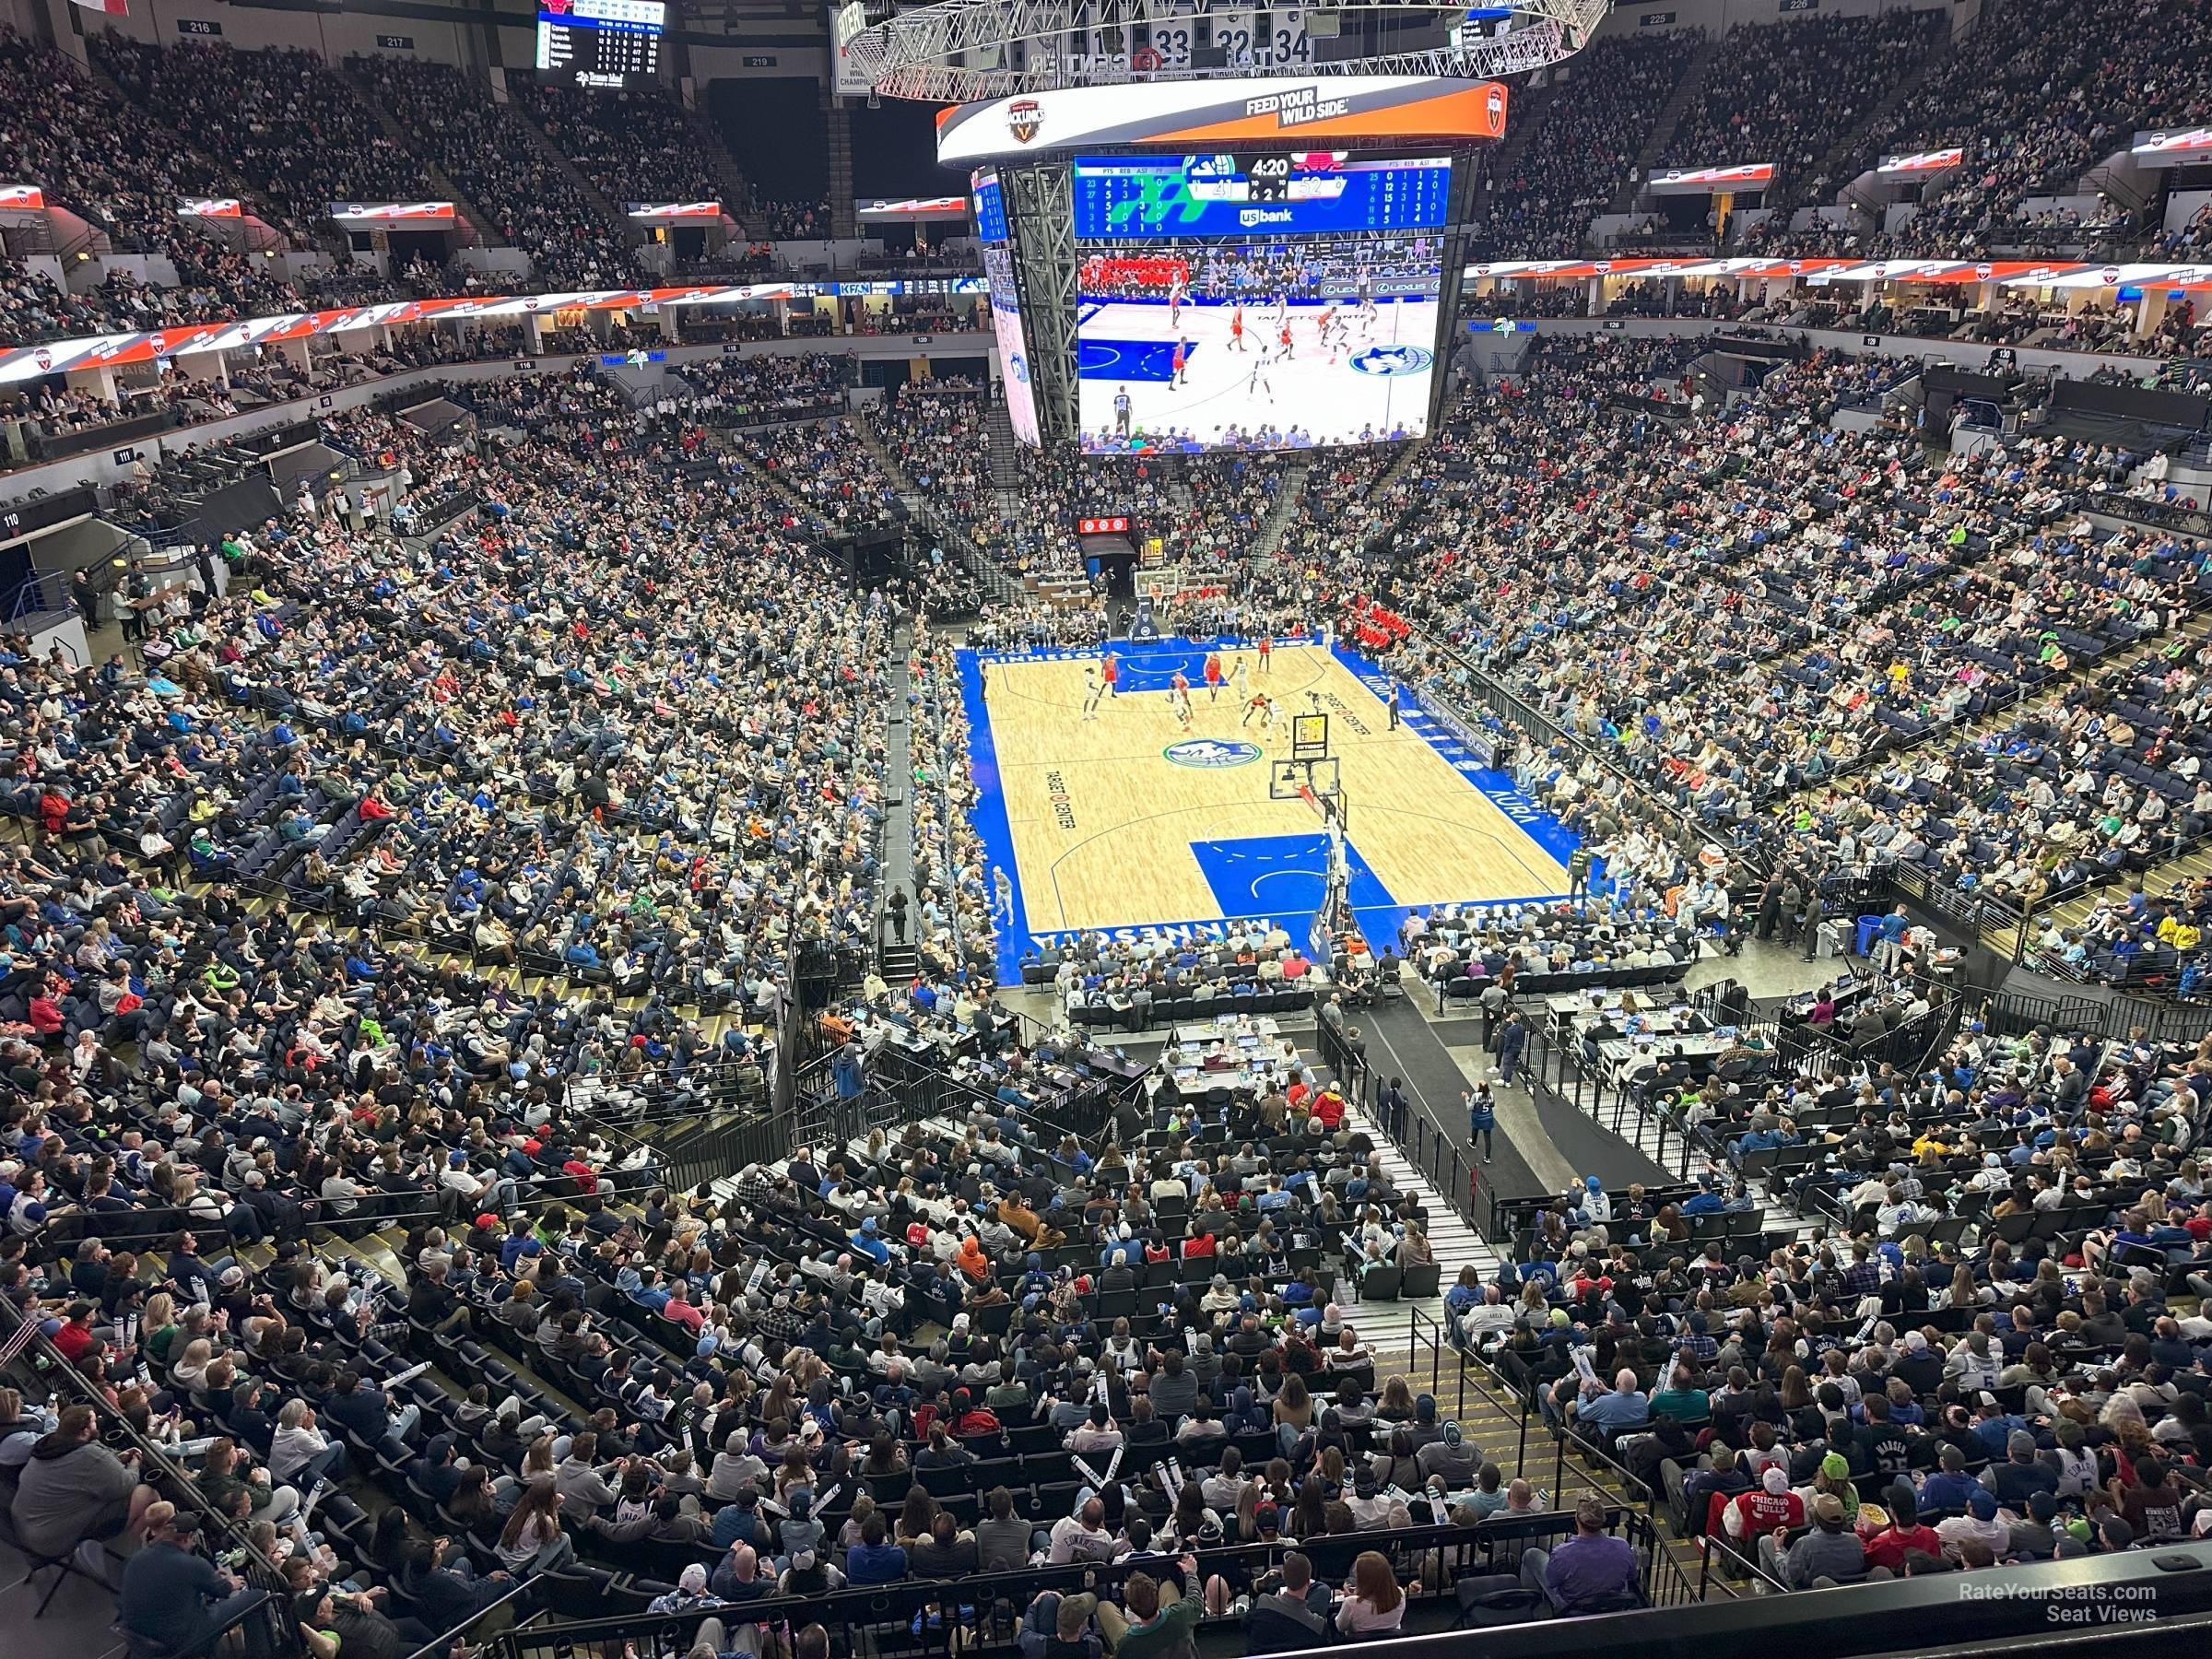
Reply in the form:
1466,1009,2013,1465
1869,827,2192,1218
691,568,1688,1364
973,170,1041,447
1075,229,1444,452
1073,152,1448,452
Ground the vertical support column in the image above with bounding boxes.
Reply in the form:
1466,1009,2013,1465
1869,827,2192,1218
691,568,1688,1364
1002,160,1078,448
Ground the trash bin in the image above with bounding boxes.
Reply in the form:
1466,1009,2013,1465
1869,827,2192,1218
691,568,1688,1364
1855,915,1883,957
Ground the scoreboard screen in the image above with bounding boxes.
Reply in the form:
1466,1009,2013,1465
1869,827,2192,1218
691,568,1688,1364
1073,153,1452,239
971,171,1009,246
536,0,665,88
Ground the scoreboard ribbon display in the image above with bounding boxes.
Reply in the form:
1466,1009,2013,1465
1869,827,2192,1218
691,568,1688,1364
1074,154,1452,238
937,75,1507,163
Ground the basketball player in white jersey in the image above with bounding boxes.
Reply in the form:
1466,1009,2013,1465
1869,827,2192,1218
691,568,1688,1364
1248,339,1275,402
1081,666,1103,720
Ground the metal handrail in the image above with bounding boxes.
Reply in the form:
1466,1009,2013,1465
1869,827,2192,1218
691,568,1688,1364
0,1302,302,1656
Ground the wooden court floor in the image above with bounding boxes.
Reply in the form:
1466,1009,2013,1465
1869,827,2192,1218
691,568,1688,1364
978,642,1569,935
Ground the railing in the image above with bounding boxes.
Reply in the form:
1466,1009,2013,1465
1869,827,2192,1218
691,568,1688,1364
1404,1099,1477,1229
1696,1524,1794,1599
1,1302,302,1659
1410,1304,1781,1608
2,566,75,628
488,1510,1659,1659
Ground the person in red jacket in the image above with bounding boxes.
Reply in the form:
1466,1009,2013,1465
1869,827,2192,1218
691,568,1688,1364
29,983,65,1040
52,1301,100,1364
1723,1465,1804,1552
1312,1084,1347,1131
1861,1484,1944,1573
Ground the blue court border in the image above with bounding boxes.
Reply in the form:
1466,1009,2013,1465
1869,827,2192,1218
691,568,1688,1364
953,636,1592,982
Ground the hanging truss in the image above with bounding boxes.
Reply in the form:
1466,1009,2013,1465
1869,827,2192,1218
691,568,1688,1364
845,0,1606,103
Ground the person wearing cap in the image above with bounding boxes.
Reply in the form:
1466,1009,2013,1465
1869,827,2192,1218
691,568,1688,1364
648,1559,726,1616
1863,1484,1945,1574
1936,1488,2011,1562
1986,1428,2059,1506
1918,1442,1981,1516
1724,1465,1805,1549
2007,1489,2065,1561
120,1509,267,1655
1770,1489,1865,1588
1414,1419,1479,1488
1345,1463,1394,1528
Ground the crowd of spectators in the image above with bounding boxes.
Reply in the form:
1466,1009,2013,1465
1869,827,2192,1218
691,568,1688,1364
1460,1007,2212,1592
1479,32,1704,257
763,199,832,241
739,418,908,537
91,38,429,246
1845,0,2212,259
512,85,728,225
0,29,382,346
349,57,639,291
909,628,1000,984
1657,12,1946,210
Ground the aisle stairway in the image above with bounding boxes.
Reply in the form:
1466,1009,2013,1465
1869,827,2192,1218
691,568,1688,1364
343,62,508,246
1610,35,1724,215
1248,459,1312,559
853,414,916,492
983,396,1022,488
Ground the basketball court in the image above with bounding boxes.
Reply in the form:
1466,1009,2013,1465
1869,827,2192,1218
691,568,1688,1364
959,636,1582,979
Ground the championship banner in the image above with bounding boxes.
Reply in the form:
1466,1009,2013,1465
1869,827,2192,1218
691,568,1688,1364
1877,147,1962,176
936,74,1508,163
626,201,723,223
1645,162,1775,195
177,198,243,218
328,201,458,227
830,0,873,97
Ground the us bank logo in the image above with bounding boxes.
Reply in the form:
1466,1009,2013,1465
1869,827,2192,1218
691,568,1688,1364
1350,345,1433,378
1163,738,1263,769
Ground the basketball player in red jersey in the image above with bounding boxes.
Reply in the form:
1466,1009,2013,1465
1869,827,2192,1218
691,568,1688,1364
1257,635,1272,674
1278,318,1294,359
1101,651,1120,698
1171,337,1189,387
1230,305,1245,351
1203,651,1223,701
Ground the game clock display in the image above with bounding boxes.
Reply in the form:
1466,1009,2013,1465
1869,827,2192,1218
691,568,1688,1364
536,0,665,88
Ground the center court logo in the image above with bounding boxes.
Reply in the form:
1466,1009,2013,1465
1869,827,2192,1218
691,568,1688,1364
1163,738,1263,769
1349,345,1434,377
